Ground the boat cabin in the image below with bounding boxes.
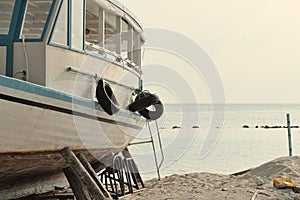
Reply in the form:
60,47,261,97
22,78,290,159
0,0,144,95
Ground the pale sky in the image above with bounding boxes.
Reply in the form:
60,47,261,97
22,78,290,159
118,0,300,104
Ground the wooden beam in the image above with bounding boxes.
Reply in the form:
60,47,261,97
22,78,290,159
63,167,91,200
77,153,112,199
61,147,109,200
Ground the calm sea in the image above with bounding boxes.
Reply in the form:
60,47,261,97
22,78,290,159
128,104,300,180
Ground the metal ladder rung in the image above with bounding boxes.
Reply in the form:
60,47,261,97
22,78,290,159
129,120,164,180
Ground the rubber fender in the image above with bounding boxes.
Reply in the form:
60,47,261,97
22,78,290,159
129,91,164,120
138,100,164,120
128,92,159,112
96,79,120,115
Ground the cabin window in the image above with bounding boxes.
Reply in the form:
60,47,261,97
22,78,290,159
0,0,15,35
104,12,118,53
71,0,84,50
133,30,141,66
127,26,134,61
51,0,68,46
84,3,141,62
121,19,130,58
85,9,99,46
21,0,52,39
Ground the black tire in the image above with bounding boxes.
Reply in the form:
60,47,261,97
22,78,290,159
138,100,164,120
96,79,120,115
128,92,159,112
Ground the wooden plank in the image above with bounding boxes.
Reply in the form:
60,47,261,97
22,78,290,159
77,153,112,199
123,149,144,188
63,167,91,200
60,147,108,200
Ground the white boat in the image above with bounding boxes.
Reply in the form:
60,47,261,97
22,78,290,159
0,0,160,198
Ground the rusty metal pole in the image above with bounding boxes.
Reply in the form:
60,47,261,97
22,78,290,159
287,113,293,157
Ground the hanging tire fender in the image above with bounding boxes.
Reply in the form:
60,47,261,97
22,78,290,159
138,100,164,120
96,79,120,115
128,92,159,112
128,91,164,120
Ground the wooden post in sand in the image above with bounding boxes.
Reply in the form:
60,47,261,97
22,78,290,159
61,147,109,200
77,153,112,199
287,113,293,157
63,167,91,200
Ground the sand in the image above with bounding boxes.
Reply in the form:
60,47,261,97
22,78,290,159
122,156,300,200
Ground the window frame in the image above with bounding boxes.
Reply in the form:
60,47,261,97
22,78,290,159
17,0,57,42
49,0,85,50
48,0,142,75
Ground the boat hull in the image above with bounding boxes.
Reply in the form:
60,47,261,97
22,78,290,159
0,76,145,199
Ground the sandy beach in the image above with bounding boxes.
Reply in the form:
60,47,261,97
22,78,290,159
122,156,300,200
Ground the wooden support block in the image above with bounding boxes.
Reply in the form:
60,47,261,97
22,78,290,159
123,149,144,188
63,167,91,200
61,147,110,200
77,153,112,199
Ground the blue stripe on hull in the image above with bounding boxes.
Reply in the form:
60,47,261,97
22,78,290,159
0,75,99,109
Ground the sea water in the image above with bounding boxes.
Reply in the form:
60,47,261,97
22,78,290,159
128,104,300,180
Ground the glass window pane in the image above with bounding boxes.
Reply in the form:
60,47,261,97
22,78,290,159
85,10,99,44
71,0,83,50
121,19,128,56
105,12,117,52
22,0,52,39
0,0,15,34
133,30,141,65
51,0,68,46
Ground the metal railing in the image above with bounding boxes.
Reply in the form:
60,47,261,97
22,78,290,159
67,66,137,91
85,41,142,76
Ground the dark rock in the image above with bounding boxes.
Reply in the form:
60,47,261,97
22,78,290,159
255,177,265,186
292,126,300,128
271,126,282,129
293,187,300,193
256,186,265,190
255,126,259,128
243,125,249,128
192,126,199,128
172,126,181,129
258,192,271,197
263,125,270,129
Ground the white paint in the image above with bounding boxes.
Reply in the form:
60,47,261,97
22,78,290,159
0,85,144,152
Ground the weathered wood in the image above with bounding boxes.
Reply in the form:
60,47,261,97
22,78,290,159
63,167,91,200
124,159,133,194
77,153,112,199
61,147,108,200
126,158,141,189
123,149,144,188
251,191,258,200
92,152,114,172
